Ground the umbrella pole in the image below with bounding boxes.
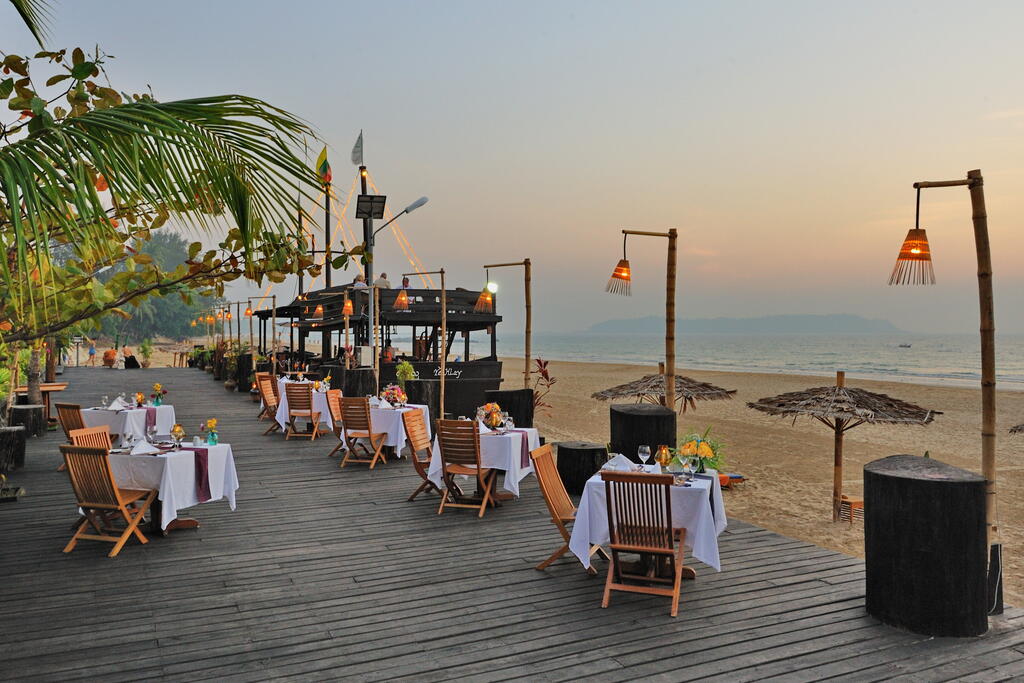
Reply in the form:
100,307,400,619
833,371,846,522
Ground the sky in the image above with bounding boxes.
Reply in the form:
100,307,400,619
5,0,1024,334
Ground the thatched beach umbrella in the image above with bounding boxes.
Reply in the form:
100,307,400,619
748,371,940,521
591,373,736,413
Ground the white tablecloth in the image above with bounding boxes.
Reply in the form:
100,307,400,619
82,405,177,441
275,378,333,430
107,443,238,529
428,424,540,497
569,468,727,571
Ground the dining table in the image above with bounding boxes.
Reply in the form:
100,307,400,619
274,377,333,431
107,441,239,532
427,421,540,497
568,464,728,572
82,404,177,442
13,382,67,423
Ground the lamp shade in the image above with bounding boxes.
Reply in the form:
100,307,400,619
191,320,197,327
216,311,223,320
226,311,232,320
394,289,410,310
474,289,493,313
313,303,324,318
244,306,253,317
206,315,214,324
342,298,354,317
606,258,632,296
889,228,935,285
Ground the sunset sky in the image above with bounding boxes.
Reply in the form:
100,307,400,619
10,0,1024,334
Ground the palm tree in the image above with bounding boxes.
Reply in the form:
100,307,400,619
1,1,323,407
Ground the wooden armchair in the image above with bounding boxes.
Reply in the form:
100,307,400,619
530,444,610,572
257,376,281,434
284,383,322,440
60,444,156,558
600,470,687,617
70,426,113,451
55,402,86,472
436,419,496,518
339,397,388,468
401,408,440,501
325,390,345,458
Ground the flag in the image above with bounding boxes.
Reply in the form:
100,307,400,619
351,130,363,166
315,146,332,184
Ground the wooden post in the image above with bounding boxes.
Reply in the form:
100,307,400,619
324,182,332,288
373,286,380,393
271,295,277,381
440,269,447,420
833,370,846,522
665,229,677,412
524,258,532,390
967,170,996,549
343,290,351,370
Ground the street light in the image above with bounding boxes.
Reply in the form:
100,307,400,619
605,229,678,410
887,169,1000,611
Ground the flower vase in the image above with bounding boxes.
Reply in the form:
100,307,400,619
153,396,162,407
206,430,219,446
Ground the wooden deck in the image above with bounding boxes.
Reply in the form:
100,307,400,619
3,367,1023,681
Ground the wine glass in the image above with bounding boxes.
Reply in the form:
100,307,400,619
101,395,108,409
476,407,485,424
500,411,510,433
146,425,158,443
506,415,515,431
638,445,651,469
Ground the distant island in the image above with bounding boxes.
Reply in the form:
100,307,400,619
587,314,903,334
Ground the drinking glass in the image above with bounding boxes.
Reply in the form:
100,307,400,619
506,416,515,431
458,415,468,421
500,412,510,432
101,395,108,408
146,426,158,443
476,407,485,424
638,445,651,468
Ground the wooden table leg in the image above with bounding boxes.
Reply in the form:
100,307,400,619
149,499,200,536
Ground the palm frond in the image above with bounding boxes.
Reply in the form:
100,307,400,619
7,0,52,47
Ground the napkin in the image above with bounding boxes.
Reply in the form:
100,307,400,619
369,397,380,407
131,441,161,455
477,419,494,434
602,453,635,471
108,397,128,410
377,399,392,410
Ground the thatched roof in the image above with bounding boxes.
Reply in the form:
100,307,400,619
591,374,736,412
1011,424,1024,435
747,385,940,427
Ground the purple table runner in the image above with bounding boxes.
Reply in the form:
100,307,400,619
180,445,212,502
144,406,158,429
509,429,531,468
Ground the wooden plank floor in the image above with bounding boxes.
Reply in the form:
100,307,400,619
3,367,1023,682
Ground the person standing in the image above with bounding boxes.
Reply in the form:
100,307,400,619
87,340,97,366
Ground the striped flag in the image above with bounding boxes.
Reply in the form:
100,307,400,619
315,146,332,184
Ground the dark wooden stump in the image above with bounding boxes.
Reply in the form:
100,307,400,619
0,426,27,470
609,404,676,463
484,389,535,428
556,441,607,495
864,455,987,637
10,405,46,438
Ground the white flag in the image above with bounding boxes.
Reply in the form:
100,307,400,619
351,130,363,166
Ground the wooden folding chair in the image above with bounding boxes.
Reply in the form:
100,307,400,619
339,397,388,469
55,402,86,472
436,419,497,518
401,408,441,501
69,426,113,451
325,390,346,458
600,471,691,616
284,383,322,440
531,444,610,572
60,444,156,558
257,376,282,435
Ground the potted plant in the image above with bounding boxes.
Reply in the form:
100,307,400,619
395,360,417,390
223,354,238,391
139,338,154,369
249,373,260,402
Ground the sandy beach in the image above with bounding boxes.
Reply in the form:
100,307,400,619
510,358,1024,605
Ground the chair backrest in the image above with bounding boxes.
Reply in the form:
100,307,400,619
55,402,85,442
60,444,120,508
285,383,313,412
69,426,112,451
270,376,281,400
258,376,278,409
326,390,343,424
600,471,675,552
340,397,372,432
401,408,432,458
530,444,575,521
437,419,481,467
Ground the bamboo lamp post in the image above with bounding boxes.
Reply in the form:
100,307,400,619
482,259,532,389
342,289,353,369
605,229,678,410
244,299,256,375
406,269,446,418
888,169,1000,607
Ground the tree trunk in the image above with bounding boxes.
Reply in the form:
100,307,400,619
26,347,42,406
45,337,57,383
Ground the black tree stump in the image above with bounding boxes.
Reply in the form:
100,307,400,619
609,404,676,463
485,389,535,428
10,405,46,438
864,455,988,637
556,441,607,495
0,426,27,470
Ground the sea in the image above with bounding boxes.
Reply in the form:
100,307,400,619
487,332,1024,390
